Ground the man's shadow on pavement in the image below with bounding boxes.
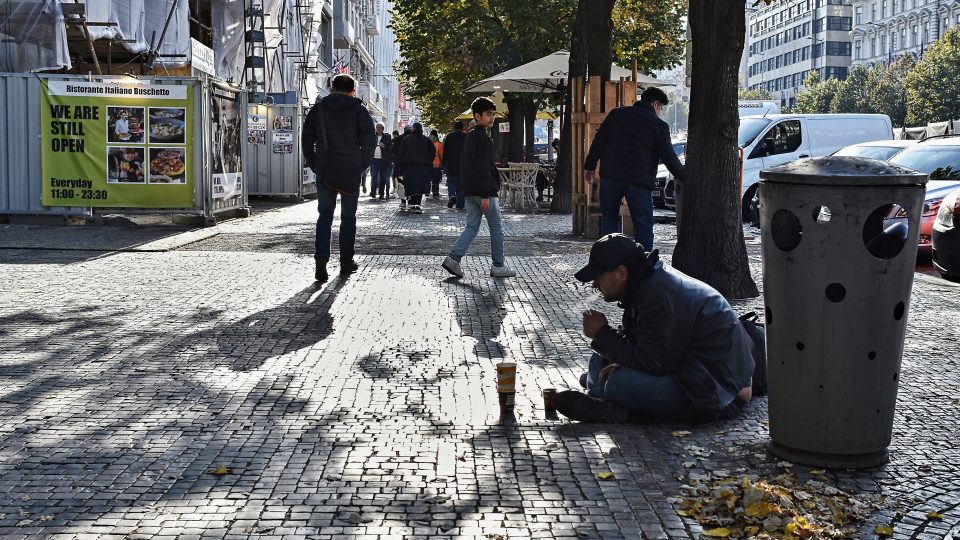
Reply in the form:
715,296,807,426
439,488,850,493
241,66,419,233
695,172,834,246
444,278,507,361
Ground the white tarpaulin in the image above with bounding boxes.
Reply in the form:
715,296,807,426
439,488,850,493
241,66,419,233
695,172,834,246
0,0,72,72
265,0,301,93
464,50,671,94
77,0,188,64
212,0,245,82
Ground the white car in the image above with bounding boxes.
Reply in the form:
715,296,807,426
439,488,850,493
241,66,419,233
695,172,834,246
832,139,917,160
653,139,686,208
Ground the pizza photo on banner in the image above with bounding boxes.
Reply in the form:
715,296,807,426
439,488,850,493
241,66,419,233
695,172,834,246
40,79,194,208
211,84,243,200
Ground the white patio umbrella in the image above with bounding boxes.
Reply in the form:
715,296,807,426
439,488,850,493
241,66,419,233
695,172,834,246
463,50,671,94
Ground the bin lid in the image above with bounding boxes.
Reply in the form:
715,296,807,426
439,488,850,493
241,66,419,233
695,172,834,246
760,157,928,187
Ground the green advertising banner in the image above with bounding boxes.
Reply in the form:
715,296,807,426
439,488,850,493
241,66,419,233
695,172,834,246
41,79,195,208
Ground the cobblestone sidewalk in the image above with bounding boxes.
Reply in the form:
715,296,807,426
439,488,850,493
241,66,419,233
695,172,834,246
0,195,958,539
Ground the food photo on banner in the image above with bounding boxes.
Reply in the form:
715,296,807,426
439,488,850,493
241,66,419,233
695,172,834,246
211,85,242,200
40,79,194,208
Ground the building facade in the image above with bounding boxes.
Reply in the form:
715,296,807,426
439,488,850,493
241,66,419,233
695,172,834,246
850,0,960,65
746,0,854,107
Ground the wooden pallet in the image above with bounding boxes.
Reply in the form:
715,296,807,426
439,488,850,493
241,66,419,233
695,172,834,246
570,76,637,238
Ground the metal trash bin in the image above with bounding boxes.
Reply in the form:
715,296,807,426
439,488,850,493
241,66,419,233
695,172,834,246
759,157,927,468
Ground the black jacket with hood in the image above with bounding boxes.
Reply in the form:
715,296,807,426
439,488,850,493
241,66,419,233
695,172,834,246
590,250,754,419
302,92,376,194
460,125,500,198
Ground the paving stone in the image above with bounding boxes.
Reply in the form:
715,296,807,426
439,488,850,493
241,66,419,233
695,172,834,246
0,197,957,539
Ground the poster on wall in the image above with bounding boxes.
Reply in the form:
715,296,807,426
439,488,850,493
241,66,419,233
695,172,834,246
247,111,266,145
272,132,293,154
40,80,194,208
211,85,243,200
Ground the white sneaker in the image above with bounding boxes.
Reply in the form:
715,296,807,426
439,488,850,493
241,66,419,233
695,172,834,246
413,205,423,214
442,256,464,278
490,265,516,278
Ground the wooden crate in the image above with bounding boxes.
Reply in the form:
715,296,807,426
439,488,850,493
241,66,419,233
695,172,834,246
571,76,637,238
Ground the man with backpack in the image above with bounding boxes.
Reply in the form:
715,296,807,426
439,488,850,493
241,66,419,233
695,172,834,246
554,234,756,423
302,74,376,283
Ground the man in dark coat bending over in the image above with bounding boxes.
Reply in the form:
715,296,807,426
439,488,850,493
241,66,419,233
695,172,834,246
555,234,755,423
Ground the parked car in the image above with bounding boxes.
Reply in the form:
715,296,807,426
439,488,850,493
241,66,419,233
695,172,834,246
739,113,894,224
653,140,686,208
832,139,917,160
887,136,960,255
932,186,960,280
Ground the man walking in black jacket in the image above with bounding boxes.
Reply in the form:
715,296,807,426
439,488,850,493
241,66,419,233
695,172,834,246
442,97,515,278
442,121,467,209
584,87,686,251
370,123,393,200
302,74,376,282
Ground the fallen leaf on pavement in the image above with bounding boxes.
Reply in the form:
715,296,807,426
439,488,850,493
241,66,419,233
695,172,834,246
702,527,732,537
875,525,894,536
595,471,615,481
671,430,692,437
346,512,374,524
927,511,944,520
208,465,232,475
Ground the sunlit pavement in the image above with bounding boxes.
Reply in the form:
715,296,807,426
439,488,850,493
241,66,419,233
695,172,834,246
1,196,958,539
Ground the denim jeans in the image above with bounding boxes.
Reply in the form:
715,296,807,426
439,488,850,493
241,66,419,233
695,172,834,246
431,167,442,196
446,174,463,208
450,196,505,266
599,180,655,251
315,183,359,262
371,159,393,197
585,353,695,421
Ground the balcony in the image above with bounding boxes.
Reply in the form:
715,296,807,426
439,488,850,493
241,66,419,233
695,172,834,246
333,0,355,48
357,81,384,115
365,16,380,36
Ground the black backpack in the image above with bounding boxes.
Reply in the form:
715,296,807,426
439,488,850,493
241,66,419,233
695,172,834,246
739,312,768,397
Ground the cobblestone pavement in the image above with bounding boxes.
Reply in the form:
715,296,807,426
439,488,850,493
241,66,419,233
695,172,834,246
0,194,958,539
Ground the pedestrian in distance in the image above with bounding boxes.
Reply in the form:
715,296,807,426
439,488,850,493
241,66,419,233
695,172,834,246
395,122,435,214
442,121,467,209
442,97,516,279
583,87,686,252
301,73,376,283
554,234,755,424
430,129,444,199
370,123,393,200
393,126,413,210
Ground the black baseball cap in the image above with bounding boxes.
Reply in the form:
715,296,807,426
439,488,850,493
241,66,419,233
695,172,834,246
574,234,643,282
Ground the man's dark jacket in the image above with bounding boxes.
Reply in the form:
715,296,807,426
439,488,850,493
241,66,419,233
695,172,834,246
460,125,499,198
396,133,435,168
302,92,376,195
583,101,685,190
441,130,467,176
590,250,754,417
375,132,392,162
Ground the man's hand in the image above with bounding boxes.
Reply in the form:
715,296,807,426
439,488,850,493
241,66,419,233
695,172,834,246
480,198,491,213
598,363,620,385
582,309,608,339
584,170,597,184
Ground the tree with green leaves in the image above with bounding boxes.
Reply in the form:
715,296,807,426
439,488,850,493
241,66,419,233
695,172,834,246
869,56,912,127
738,87,773,100
905,26,960,126
792,70,842,114
830,64,872,113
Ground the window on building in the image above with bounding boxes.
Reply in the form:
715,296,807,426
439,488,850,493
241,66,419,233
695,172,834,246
826,41,852,55
814,17,825,32
900,0,906,11
881,0,888,17
923,21,930,43
911,25,918,46
855,40,862,58
880,35,887,53
871,37,877,56
825,66,849,79
871,3,877,20
827,16,852,30
901,27,906,48
892,32,898,50
855,6,863,23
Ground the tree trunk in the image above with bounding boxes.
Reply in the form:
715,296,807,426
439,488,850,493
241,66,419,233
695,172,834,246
551,0,615,214
504,94,525,163
671,0,759,300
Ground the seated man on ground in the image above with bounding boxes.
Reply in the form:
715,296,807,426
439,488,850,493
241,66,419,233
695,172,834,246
555,234,755,424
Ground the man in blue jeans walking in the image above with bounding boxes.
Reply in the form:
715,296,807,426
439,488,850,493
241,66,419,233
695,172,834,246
583,87,686,251
554,234,754,423
441,97,516,279
301,74,376,282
